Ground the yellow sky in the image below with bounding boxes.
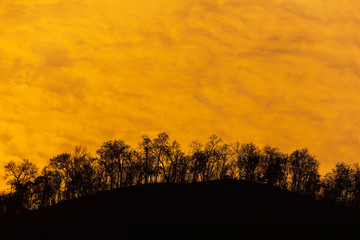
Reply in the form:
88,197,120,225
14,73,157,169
0,0,359,184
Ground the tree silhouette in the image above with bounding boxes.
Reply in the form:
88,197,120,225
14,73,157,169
166,140,186,183
70,145,97,197
236,143,262,182
322,162,355,206
261,146,288,188
288,148,320,198
153,133,172,183
45,146,96,200
189,140,207,182
97,140,131,190
47,153,71,201
4,159,38,212
167,140,179,182
138,135,155,184
29,166,64,209
204,135,229,181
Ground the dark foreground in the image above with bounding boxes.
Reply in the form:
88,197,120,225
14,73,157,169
1,180,360,238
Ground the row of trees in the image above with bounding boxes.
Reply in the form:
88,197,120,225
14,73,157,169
1,133,360,215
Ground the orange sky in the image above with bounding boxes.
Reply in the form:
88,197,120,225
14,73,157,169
0,0,359,185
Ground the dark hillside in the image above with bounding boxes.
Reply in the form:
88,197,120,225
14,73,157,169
1,180,359,238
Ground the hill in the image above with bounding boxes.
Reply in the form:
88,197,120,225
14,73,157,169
1,180,360,238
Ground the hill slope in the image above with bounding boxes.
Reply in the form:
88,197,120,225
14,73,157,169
2,180,360,238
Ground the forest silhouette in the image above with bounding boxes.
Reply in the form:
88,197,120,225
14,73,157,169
1,132,360,223
0,133,360,237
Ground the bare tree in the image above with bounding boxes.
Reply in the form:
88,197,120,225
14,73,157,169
236,143,262,182
138,135,155,184
322,162,354,206
189,140,207,182
4,159,38,211
261,146,288,188
288,148,320,197
97,140,130,190
153,133,171,183
71,145,97,197
47,153,71,201
204,135,229,180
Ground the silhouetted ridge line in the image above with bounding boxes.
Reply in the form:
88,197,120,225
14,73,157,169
1,133,360,216
1,180,359,238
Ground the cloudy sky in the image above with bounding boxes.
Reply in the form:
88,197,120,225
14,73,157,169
0,0,359,182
